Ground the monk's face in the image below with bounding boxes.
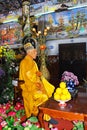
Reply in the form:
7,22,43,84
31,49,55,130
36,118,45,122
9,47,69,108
27,49,37,59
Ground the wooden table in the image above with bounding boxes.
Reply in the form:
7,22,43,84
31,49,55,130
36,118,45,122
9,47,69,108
38,92,87,130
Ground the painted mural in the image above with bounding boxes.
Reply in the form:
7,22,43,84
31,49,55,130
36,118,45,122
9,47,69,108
30,0,87,16
0,9,22,45
0,0,87,45
40,7,87,40
0,22,22,45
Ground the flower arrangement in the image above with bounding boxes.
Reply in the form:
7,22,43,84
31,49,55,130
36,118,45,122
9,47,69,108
61,71,79,90
32,25,49,65
0,102,44,130
0,45,15,61
0,45,17,103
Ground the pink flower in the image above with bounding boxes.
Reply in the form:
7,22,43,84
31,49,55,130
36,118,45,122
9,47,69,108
61,71,79,85
1,121,7,127
0,116,3,123
73,120,79,124
22,122,27,127
22,119,31,127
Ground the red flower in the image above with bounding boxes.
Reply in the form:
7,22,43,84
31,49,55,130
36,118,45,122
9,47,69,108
0,124,2,130
16,102,21,107
0,108,5,114
2,104,11,111
40,44,46,50
8,111,16,117
35,122,40,128
0,116,3,123
14,102,24,110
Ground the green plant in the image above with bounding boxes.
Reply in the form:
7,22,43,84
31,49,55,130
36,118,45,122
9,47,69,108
0,45,16,103
72,120,84,130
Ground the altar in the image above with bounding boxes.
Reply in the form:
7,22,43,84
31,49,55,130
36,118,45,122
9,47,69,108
38,91,87,130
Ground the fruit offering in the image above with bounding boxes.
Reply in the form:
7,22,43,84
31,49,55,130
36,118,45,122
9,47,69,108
54,82,71,101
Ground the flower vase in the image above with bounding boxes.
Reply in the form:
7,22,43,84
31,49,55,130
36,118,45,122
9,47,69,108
40,49,50,81
67,80,75,90
67,80,78,98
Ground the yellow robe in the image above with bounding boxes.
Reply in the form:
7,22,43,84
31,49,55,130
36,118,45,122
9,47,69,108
19,55,54,118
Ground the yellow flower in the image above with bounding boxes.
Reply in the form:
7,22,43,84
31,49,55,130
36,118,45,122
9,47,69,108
0,54,2,57
0,48,2,52
0,46,3,49
0,50,2,53
3,48,6,51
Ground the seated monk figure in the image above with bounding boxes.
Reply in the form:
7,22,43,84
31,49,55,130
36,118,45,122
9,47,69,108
19,42,55,118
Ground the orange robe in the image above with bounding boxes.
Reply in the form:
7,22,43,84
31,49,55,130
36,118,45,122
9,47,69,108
19,55,54,118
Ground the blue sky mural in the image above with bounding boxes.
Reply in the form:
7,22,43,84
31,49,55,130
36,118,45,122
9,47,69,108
39,7,87,40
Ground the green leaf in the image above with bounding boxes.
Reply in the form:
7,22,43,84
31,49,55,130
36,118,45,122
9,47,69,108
28,116,38,123
24,126,30,130
14,125,24,130
30,124,38,130
6,116,14,126
2,126,9,130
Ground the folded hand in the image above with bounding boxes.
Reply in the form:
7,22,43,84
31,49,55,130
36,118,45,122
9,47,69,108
36,82,41,90
36,71,42,77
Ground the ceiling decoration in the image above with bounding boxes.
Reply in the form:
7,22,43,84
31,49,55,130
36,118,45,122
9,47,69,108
0,0,22,14
0,0,87,15
0,0,45,14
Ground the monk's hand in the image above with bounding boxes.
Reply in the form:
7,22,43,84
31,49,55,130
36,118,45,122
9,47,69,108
36,82,41,90
36,71,42,77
